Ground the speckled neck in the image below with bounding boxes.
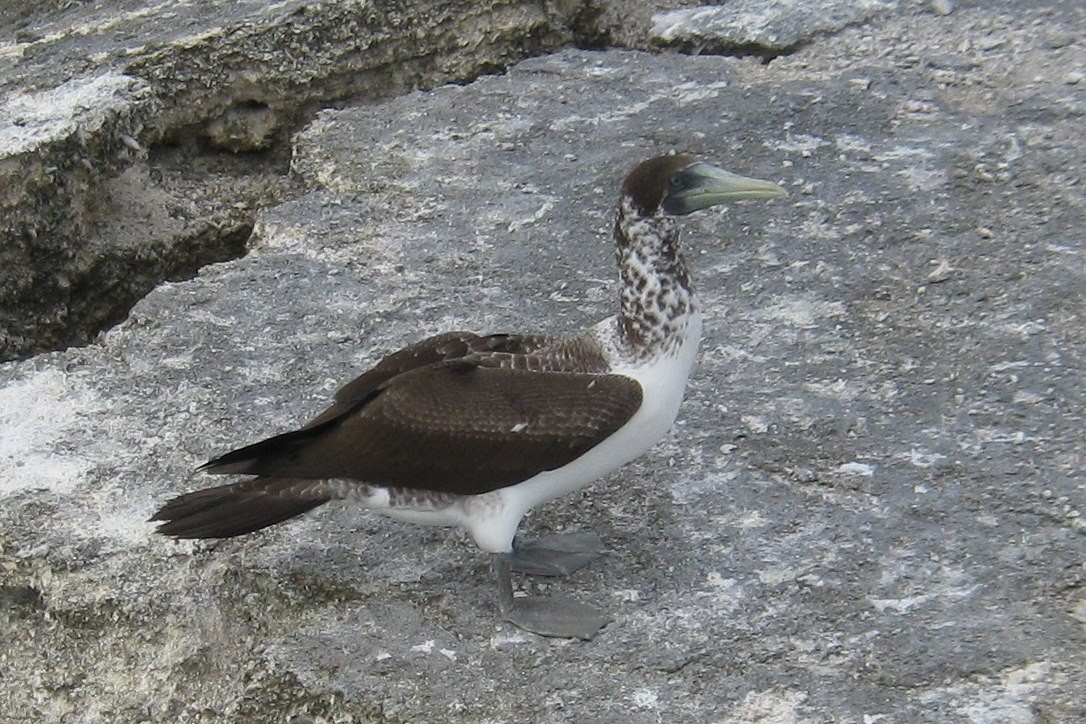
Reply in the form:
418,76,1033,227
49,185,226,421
613,197,698,358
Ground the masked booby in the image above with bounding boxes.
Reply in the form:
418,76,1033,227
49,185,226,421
151,154,786,639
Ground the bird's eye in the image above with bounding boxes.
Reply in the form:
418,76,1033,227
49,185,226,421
668,175,686,192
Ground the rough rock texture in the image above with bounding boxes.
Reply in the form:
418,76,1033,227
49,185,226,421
653,0,897,55
2,0,1085,722
0,0,648,361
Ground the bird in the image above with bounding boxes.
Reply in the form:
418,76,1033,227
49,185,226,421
151,154,786,640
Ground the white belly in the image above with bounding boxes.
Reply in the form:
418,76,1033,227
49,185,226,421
465,311,703,551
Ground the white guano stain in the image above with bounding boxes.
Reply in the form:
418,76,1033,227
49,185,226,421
0,369,100,495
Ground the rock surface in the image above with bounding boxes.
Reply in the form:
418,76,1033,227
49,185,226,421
0,0,645,361
2,1,1085,722
653,0,897,55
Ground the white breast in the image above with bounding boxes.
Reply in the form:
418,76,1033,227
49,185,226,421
462,311,704,552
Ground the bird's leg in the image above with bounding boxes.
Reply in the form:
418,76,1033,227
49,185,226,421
507,530,609,577
494,553,613,640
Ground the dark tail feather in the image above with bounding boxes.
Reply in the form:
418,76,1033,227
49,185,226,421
150,478,330,539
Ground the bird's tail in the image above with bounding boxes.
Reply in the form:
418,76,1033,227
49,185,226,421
150,478,331,539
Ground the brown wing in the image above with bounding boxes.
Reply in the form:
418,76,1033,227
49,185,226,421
303,331,559,428
202,360,642,495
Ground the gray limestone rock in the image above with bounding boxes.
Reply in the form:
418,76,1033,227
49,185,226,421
1,0,1085,722
653,0,897,55
0,0,637,361
0,73,159,359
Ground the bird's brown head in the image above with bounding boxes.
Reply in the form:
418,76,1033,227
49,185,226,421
621,154,786,217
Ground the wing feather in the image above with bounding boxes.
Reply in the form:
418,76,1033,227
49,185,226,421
203,361,642,496
301,331,563,428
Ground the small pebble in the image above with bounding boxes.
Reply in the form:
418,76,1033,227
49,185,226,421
1043,31,1075,49
927,259,953,283
931,0,954,16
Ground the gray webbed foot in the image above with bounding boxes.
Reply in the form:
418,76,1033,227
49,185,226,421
508,530,609,577
495,553,612,640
